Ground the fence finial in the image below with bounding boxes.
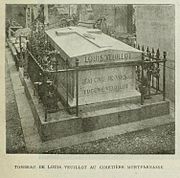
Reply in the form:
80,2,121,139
133,42,136,48
146,46,149,54
142,45,145,52
152,48,155,57
163,51,167,59
137,44,140,50
156,48,160,59
76,58,79,66
142,52,145,60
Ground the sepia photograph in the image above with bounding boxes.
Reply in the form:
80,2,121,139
5,4,175,154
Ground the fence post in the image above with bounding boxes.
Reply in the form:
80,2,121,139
43,72,48,122
146,51,151,99
137,44,140,50
75,59,79,117
156,48,160,93
141,53,144,105
66,58,69,111
55,53,58,110
45,106,47,122
151,48,155,88
163,51,167,101
20,35,23,67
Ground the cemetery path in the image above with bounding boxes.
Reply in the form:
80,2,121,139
48,122,175,154
6,46,27,153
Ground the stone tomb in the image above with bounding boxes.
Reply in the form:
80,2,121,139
45,26,142,108
21,26,171,142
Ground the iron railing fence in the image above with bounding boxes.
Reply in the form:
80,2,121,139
26,47,167,121
8,29,167,122
134,45,167,104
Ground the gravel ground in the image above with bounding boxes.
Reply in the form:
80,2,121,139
6,55,26,154
48,123,175,154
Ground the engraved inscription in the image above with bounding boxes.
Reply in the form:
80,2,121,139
84,53,131,64
79,70,133,96
82,84,129,95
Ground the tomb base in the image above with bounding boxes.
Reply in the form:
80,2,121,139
21,69,170,142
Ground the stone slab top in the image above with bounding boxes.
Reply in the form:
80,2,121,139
45,26,142,58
